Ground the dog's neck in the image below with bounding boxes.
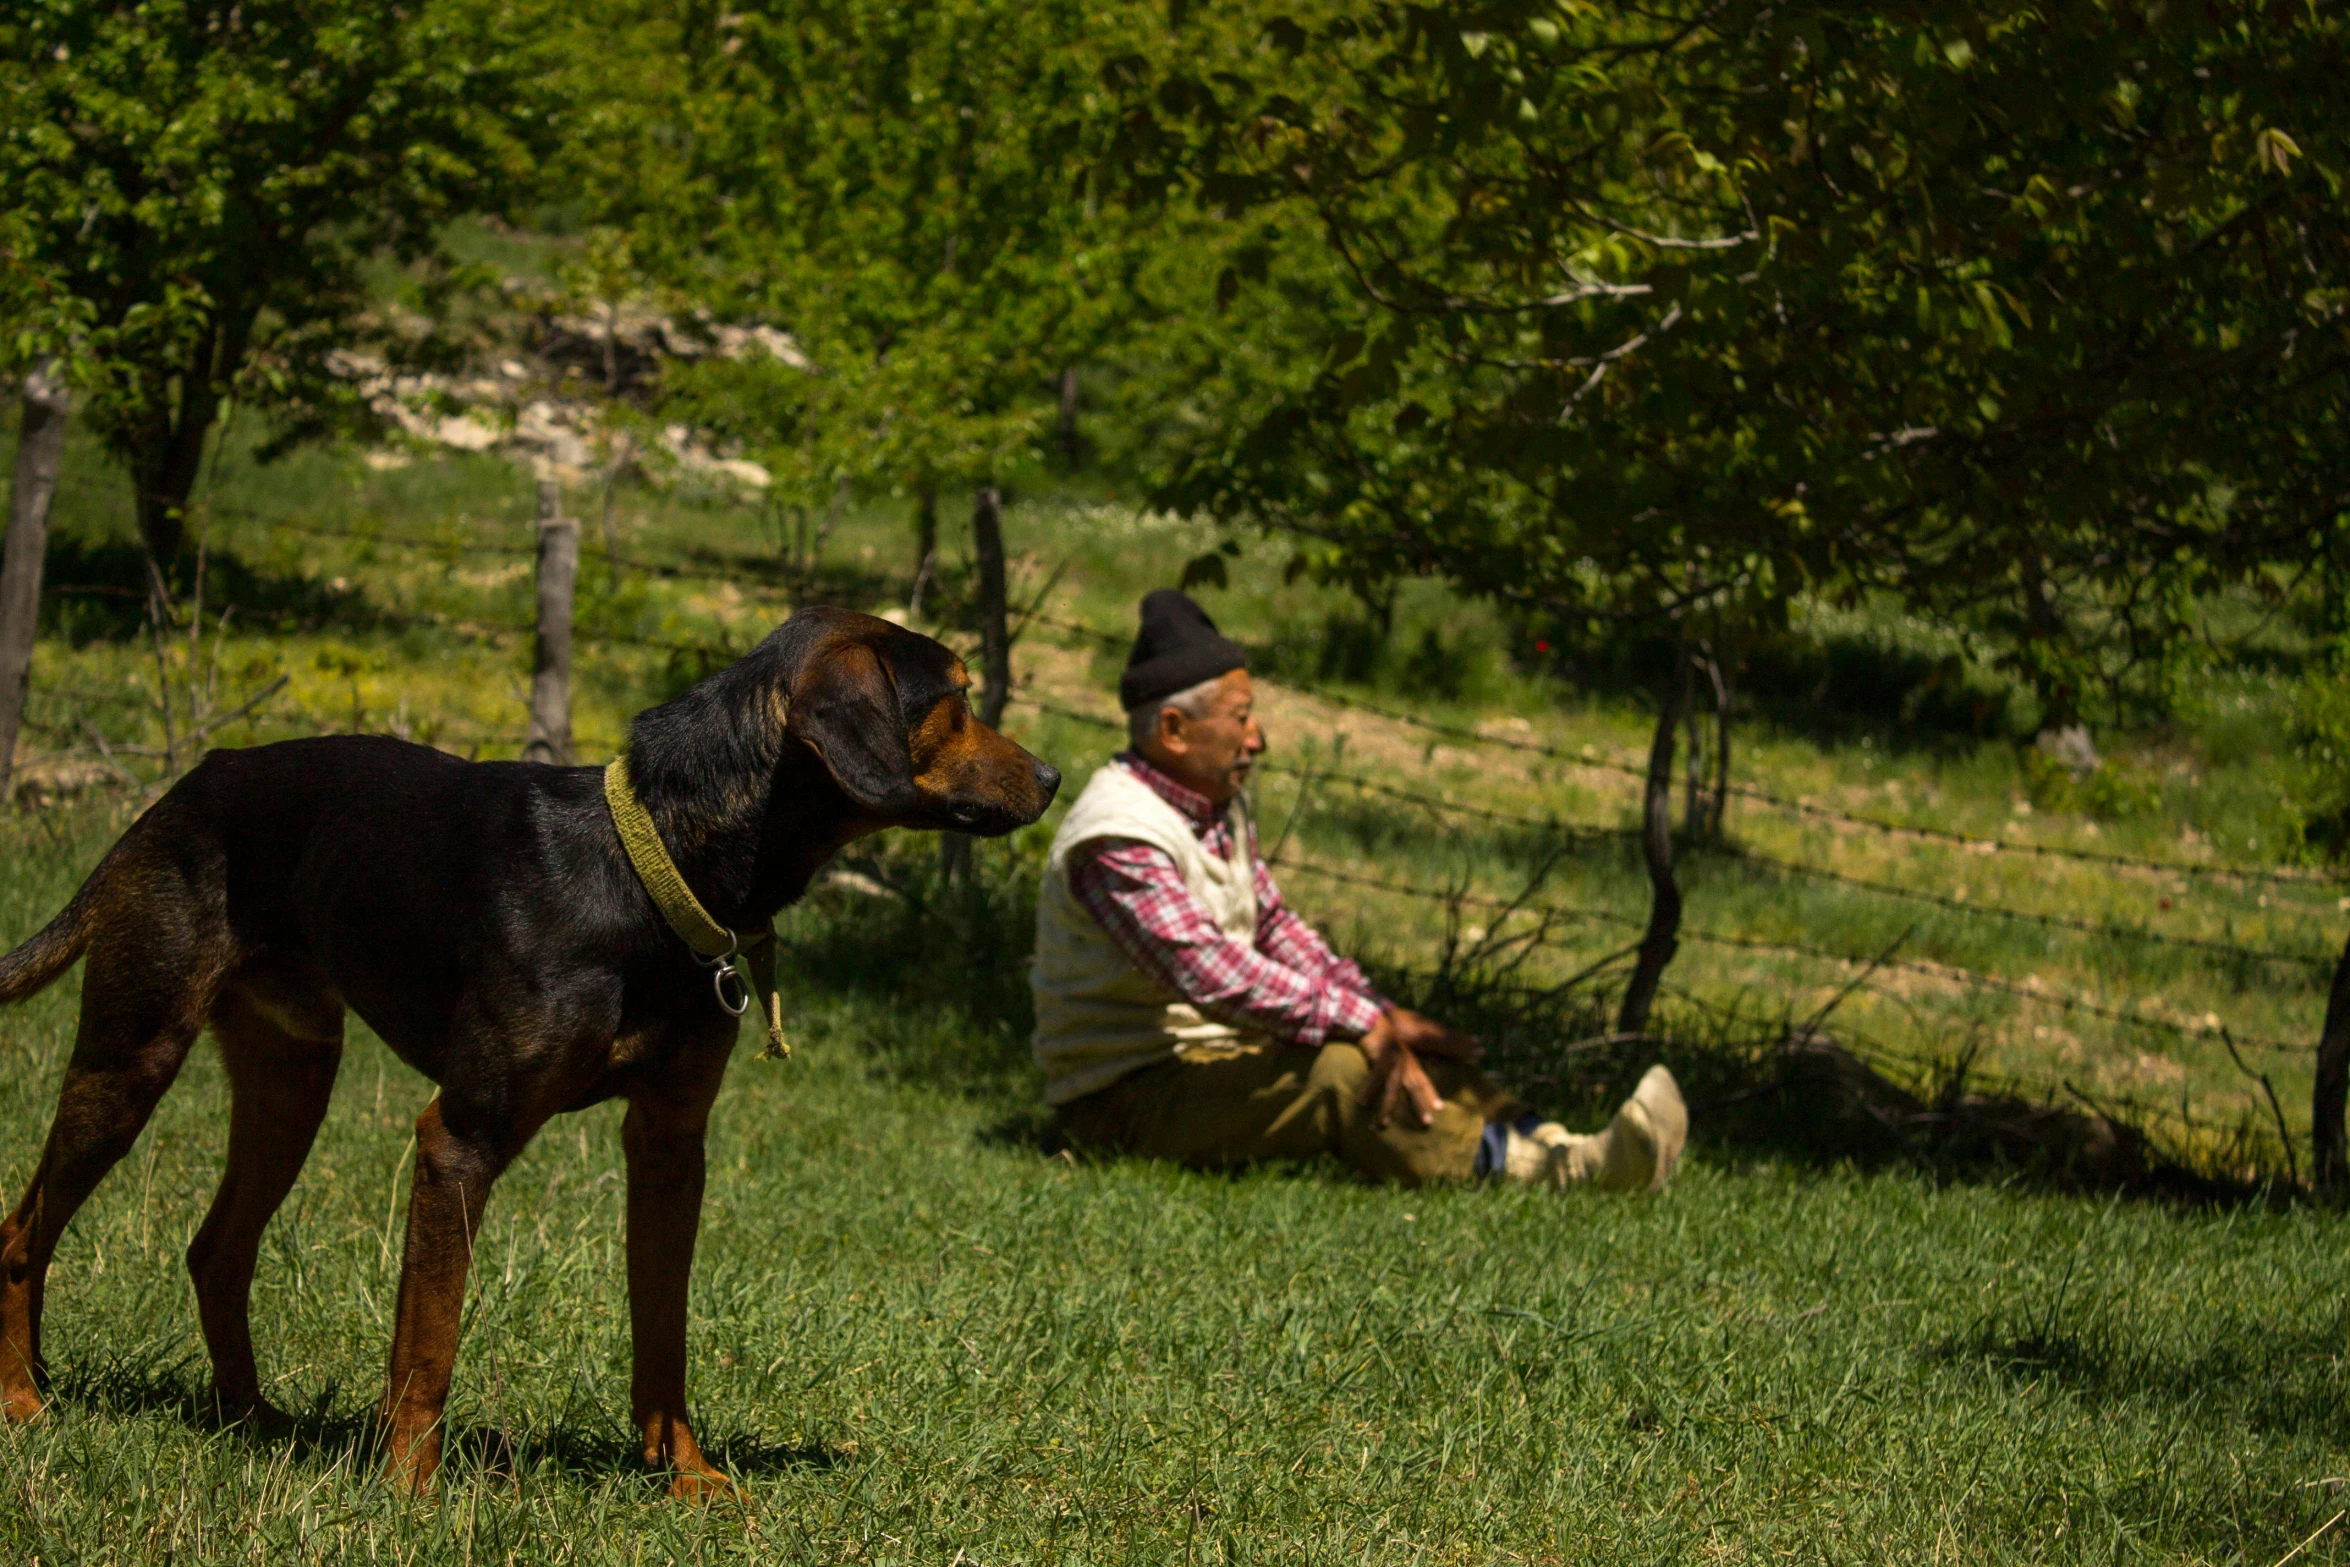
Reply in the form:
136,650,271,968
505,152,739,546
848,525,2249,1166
623,648,876,929
638,745,877,929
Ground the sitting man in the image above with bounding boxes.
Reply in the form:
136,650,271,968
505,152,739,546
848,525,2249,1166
1032,589,1688,1190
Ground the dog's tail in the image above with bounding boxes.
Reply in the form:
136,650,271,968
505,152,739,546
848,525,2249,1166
0,852,112,1007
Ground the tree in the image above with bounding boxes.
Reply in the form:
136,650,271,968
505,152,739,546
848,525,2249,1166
1117,0,2349,701
1109,0,2350,1016
0,232,86,797
0,0,560,584
571,0,1184,712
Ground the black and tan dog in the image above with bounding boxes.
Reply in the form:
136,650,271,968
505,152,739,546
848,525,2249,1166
0,607,1058,1497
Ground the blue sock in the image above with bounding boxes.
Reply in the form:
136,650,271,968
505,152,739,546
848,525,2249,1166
1474,1112,1547,1178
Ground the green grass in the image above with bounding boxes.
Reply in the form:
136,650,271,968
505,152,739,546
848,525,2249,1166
6,414,2350,1556
1,812,2349,1562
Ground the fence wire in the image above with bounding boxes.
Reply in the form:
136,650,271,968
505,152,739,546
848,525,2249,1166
1012,695,2336,974
17,507,2328,1151
1027,612,2340,892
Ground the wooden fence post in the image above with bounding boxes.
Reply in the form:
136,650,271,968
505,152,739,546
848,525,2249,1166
1617,657,1685,1034
909,482,939,617
942,484,1012,881
0,364,71,800
2313,930,2350,1193
972,485,1011,726
523,479,578,765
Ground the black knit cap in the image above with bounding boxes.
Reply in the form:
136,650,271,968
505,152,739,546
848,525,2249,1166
1119,589,1249,712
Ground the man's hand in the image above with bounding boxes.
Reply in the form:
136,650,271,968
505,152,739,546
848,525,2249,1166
1358,1011,1445,1129
1382,1007,1481,1063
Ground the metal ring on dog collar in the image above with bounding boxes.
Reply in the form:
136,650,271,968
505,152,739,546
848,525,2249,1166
696,933,751,1018
710,961,751,1017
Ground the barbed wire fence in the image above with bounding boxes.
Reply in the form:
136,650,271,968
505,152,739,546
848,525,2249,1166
1011,692,2325,1187
1012,611,2346,1182
10,482,2344,1187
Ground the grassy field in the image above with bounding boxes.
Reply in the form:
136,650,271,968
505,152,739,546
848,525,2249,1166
3,428,2350,1558
2,807,2349,1563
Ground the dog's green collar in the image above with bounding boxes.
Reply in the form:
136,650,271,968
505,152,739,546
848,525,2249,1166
604,756,788,1059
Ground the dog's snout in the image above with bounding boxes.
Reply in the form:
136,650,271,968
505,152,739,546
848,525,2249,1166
1032,760,1062,802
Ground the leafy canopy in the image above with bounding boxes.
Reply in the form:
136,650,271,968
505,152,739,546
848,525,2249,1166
572,0,1159,504
1110,0,2350,711
0,0,560,557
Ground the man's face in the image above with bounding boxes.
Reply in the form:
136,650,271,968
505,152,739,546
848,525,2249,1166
1146,669,1266,806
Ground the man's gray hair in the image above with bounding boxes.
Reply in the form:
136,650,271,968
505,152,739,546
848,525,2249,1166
1126,674,1226,750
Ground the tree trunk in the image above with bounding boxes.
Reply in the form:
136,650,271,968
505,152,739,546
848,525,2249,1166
1617,666,1684,1035
1705,648,1732,840
1057,368,1080,465
2019,550,2077,729
815,476,849,569
2313,929,2350,1193
0,364,70,799
131,426,205,575
129,318,244,578
523,480,579,765
971,485,1011,727
1682,652,1705,838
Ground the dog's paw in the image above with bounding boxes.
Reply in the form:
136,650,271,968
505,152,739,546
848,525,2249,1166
666,1463,750,1507
209,1393,296,1436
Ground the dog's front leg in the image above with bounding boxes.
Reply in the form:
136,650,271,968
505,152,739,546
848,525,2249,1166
379,1097,504,1493
621,1079,739,1502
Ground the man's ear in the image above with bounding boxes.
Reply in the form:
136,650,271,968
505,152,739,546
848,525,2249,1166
789,642,920,815
1153,704,1187,755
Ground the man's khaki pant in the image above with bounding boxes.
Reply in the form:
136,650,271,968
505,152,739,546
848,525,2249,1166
1053,1039,1525,1186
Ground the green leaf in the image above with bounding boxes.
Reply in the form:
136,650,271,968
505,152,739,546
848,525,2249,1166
1179,549,1231,591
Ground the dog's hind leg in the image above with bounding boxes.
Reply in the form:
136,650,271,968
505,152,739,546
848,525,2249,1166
0,913,228,1422
186,973,344,1428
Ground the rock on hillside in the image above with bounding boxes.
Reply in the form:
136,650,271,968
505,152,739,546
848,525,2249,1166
330,295,808,490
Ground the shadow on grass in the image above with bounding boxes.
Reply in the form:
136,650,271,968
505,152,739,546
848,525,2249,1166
1523,617,2019,754
1928,1307,2350,1447
1246,607,1502,707
1426,970,2269,1205
48,1359,852,1486
39,537,374,643
450,1422,851,1483
780,840,2275,1205
779,843,1041,1101
49,1357,377,1469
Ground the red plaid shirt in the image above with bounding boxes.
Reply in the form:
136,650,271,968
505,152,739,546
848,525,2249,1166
1064,753,1387,1048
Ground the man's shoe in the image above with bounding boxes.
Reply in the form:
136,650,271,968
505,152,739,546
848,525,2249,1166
1531,1065,1688,1194
1624,1064,1687,1191
1501,1125,1557,1183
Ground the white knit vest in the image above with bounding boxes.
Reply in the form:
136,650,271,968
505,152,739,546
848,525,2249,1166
1030,761,1259,1104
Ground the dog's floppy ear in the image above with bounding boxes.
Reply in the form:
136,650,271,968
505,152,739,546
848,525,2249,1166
789,641,920,815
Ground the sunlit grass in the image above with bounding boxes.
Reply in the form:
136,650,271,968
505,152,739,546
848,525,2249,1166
3,424,2349,1556
1,815,2348,1562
